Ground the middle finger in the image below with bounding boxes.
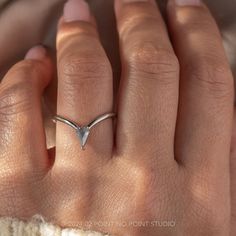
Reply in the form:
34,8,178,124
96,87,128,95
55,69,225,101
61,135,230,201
56,0,114,168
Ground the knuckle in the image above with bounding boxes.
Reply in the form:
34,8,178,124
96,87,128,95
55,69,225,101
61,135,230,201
9,60,41,81
129,165,159,215
190,200,229,233
127,42,179,84
0,80,34,119
134,165,157,190
120,14,157,38
187,175,230,233
131,164,163,200
128,164,179,219
58,23,98,46
186,56,234,100
182,17,216,36
59,52,112,89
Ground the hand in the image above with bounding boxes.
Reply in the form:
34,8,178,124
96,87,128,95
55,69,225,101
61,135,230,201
0,0,234,235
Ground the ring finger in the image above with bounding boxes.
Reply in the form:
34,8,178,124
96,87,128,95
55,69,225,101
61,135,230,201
115,0,179,165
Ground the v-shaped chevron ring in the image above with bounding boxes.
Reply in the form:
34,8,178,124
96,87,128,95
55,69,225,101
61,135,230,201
53,113,116,150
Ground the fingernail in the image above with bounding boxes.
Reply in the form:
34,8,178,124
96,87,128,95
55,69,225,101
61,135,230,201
174,0,201,6
122,0,156,3
63,0,90,22
122,0,148,2
25,45,47,60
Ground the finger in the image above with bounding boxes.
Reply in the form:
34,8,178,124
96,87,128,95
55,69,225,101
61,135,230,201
230,110,236,235
114,0,179,163
56,0,113,167
167,1,234,168
0,46,53,173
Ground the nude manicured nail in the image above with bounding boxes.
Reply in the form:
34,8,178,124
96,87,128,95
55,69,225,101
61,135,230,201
122,0,148,2
25,45,47,60
63,0,90,22
175,0,201,6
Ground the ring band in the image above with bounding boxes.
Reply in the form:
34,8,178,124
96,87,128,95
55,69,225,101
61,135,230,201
53,113,116,150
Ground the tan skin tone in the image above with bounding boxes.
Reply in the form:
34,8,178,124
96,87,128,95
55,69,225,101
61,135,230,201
0,0,235,235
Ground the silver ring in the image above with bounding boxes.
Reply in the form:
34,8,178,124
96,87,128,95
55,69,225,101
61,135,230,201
53,113,116,150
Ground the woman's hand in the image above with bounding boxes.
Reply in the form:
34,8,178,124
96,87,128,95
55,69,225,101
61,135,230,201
0,0,234,235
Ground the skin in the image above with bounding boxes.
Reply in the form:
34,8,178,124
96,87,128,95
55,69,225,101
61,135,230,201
0,0,235,235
